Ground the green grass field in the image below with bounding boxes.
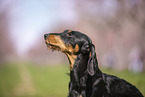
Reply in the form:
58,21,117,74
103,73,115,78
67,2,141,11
0,63,145,97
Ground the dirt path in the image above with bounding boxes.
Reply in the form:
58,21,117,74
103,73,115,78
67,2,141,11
13,63,35,96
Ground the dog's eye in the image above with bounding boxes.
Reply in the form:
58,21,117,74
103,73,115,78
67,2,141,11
66,33,73,37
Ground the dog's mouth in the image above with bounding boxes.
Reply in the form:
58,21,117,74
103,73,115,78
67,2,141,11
45,42,61,51
45,34,66,52
44,33,80,70
45,34,79,54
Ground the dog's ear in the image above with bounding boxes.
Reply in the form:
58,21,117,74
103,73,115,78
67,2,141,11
82,43,90,53
87,44,98,76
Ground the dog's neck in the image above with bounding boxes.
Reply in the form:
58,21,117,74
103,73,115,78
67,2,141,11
65,53,77,70
66,53,89,71
66,53,102,74
67,53,102,87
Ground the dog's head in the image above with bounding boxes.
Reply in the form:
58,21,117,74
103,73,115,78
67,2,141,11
44,30,98,76
44,30,92,54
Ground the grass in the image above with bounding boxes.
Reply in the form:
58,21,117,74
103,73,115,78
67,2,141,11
27,63,70,97
0,63,20,97
0,63,144,97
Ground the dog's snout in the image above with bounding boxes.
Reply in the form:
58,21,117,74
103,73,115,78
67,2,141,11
44,34,49,40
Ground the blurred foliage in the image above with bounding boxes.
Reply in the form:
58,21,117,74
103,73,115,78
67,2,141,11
0,63,144,97
0,0,16,63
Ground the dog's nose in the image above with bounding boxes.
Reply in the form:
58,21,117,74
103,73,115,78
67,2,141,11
44,34,49,40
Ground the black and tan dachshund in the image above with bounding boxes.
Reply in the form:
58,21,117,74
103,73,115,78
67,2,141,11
44,30,144,97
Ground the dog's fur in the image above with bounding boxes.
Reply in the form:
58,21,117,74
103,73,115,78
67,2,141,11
44,30,144,97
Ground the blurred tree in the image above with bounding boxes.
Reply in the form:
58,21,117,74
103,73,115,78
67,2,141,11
0,0,16,64
72,0,145,70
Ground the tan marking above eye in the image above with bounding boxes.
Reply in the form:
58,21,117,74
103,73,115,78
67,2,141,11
68,30,72,33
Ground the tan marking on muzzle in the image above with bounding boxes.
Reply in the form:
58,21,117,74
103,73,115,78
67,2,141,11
45,34,79,70
45,35,66,51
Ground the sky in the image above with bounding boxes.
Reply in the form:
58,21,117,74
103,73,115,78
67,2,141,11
9,0,77,55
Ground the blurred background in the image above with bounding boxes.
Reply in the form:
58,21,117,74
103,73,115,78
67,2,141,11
0,0,145,97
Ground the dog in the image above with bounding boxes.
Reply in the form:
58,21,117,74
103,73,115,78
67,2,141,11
44,30,144,97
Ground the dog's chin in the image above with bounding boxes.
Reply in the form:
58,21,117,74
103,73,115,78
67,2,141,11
46,44,61,52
